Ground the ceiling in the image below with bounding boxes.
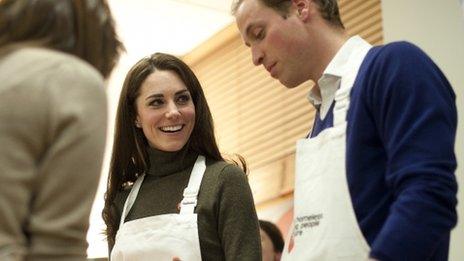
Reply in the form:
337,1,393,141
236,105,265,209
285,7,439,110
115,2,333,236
108,0,235,58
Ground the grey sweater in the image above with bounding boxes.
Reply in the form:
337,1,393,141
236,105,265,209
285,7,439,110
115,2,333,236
0,47,107,260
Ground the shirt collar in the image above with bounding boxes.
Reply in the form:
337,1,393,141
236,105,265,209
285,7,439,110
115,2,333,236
307,36,367,119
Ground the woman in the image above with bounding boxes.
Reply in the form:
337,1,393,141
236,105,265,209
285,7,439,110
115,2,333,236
0,0,122,259
103,53,262,260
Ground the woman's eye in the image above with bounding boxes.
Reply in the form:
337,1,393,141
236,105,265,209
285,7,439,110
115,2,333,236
177,94,190,104
149,99,164,107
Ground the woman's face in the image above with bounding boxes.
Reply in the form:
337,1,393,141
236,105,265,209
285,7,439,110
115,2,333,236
135,70,195,152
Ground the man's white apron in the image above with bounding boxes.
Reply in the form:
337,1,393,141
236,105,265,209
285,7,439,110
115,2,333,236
282,41,372,260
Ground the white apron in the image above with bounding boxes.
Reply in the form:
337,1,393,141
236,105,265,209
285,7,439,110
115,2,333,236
110,156,206,261
282,42,372,260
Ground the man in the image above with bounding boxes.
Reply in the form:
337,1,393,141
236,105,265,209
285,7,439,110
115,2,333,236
232,0,458,260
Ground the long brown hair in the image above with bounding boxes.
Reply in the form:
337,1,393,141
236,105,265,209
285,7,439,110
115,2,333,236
0,0,123,78
103,52,226,247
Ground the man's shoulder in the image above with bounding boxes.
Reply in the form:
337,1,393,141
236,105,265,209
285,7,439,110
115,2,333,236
358,41,433,83
368,41,428,63
379,41,419,51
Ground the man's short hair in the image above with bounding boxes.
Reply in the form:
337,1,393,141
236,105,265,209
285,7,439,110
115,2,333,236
231,0,344,29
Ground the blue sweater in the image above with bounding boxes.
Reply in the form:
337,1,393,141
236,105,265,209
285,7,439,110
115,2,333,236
311,42,458,261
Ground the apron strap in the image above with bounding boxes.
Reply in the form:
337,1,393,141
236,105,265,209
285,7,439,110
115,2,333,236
118,155,206,227
333,41,372,127
119,174,146,228
180,155,206,214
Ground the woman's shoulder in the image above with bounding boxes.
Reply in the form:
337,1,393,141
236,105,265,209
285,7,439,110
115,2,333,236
39,48,104,86
0,47,102,94
204,158,248,186
199,158,251,207
205,158,245,175
1,47,104,94
7,47,98,73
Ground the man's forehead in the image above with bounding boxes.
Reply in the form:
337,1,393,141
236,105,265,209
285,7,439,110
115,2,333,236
235,0,267,31
235,0,263,21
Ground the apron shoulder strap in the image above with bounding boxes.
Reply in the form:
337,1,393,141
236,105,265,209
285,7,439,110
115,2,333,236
119,155,207,227
119,174,146,228
333,41,372,127
180,155,206,214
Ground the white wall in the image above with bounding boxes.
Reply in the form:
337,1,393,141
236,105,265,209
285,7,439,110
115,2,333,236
381,1,464,260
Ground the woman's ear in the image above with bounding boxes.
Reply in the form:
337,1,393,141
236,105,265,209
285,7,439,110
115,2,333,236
135,118,141,128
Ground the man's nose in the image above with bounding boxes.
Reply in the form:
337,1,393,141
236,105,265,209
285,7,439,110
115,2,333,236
251,45,264,66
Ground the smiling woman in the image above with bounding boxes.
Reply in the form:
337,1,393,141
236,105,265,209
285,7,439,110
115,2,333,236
135,70,196,152
103,52,262,260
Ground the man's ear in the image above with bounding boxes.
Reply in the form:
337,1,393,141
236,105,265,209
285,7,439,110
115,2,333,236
291,0,311,22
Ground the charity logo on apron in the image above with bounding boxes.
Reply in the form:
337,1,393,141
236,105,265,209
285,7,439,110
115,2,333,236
110,156,206,261
282,38,372,261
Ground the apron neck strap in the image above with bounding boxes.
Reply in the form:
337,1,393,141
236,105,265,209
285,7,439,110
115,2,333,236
333,43,372,126
119,174,146,228
119,155,207,228
179,155,206,214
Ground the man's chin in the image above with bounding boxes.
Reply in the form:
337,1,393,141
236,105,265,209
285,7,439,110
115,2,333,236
280,79,301,89
279,75,313,89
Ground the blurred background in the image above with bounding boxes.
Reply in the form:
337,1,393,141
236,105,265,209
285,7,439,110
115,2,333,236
87,0,464,259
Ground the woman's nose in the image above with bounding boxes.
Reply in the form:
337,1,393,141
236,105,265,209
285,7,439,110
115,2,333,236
165,102,180,119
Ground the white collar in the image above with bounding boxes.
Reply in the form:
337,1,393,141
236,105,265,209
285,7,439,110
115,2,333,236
307,36,369,119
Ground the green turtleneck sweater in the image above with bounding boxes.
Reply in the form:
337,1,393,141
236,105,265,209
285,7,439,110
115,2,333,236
111,146,262,261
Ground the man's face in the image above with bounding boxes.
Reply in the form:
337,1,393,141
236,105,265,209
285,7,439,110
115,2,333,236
235,0,313,88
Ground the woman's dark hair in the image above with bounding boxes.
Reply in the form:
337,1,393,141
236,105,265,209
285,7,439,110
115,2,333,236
103,52,228,247
260,220,285,253
0,0,123,78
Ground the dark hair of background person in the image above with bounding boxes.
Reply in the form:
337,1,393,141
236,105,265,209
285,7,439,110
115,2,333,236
231,0,344,29
0,0,124,78
102,52,248,247
260,220,285,253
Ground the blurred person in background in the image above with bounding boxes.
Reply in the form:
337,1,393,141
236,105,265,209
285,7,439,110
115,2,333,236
0,0,123,260
259,220,284,261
